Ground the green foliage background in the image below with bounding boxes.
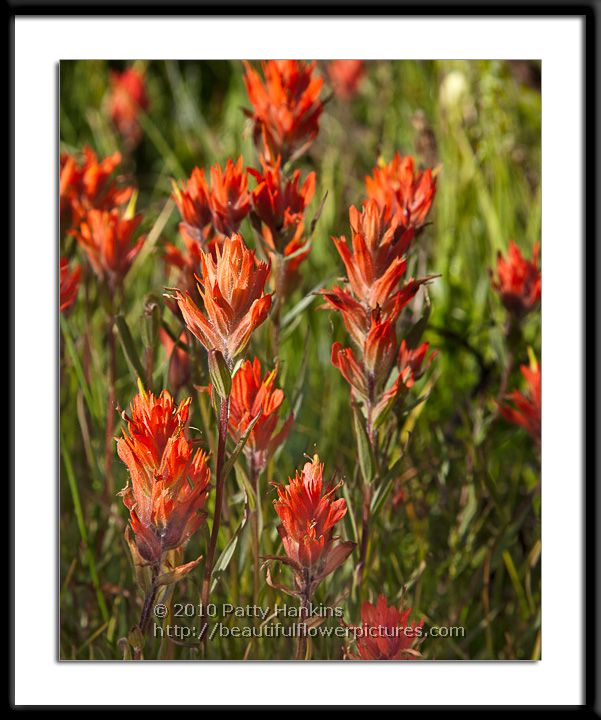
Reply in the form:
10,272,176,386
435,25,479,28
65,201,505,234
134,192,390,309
60,60,541,660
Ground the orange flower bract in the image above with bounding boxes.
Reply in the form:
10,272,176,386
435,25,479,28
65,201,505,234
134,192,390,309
243,60,324,164
59,257,81,313
491,241,541,318
346,595,424,660
365,153,437,231
60,146,133,232
228,358,293,475
249,155,316,290
273,457,353,577
173,233,272,363
117,390,210,564
73,208,145,289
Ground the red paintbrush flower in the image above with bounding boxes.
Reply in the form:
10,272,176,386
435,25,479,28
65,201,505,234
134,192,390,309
228,357,293,475
171,167,214,249
328,60,365,100
172,233,272,364
243,60,324,164
272,456,354,581
345,595,424,660
499,356,541,447
60,146,133,232
160,328,191,393
398,340,437,389
117,390,211,564
365,153,437,231
249,155,316,290
490,241,541,318
210,157,251,236
72,208,145,289
59,256,81,313
329,200,419,310
108,67,148,146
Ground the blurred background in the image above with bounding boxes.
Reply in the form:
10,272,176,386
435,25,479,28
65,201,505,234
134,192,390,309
60,60,541,660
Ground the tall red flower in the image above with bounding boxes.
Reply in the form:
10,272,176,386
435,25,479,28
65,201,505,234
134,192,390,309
228,358,293,475
249,155,316,291
365,153,437,230
499,357,541,447
345,595,424,660
322,200,430,350
273,457,354,581
328,60,365,100
72,208,145,289
60,146,133,232
108,67,148,146
172,233,272,363
59,257,81,313
491,241,541,318
243,60,324,164
117,390,211,564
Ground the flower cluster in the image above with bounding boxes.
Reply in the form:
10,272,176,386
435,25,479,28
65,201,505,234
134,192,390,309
345,595,423,660
365,153,437,231
270,456,355,597
243,60,324,165
491,240,541,319
72,208,145,290
172,233,272,364
117,390,211,566
167,158,252,294
60,146,133,233
228,358,293,476
249,155,316,293
108,66,148,146
323,196,436,431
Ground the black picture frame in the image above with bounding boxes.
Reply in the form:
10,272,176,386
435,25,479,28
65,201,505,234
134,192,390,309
9,1,598,712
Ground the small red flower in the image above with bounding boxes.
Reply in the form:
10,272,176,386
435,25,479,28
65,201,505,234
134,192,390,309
160,329,191,393
499,357,541,447
228,358,293,475
60,146,133,232
398,340,437,389
491,241,541,318
108,67,148,145
172,167,214,249
273,456,354,580
210,157,251,236
173,234,272,363
328,60,365,100
346,595,424,660
365,153,437,231
243,60,324,164
59,257,81,313
72,208,145,289
117,390,211,564
249,155,316,290
172,157,250,247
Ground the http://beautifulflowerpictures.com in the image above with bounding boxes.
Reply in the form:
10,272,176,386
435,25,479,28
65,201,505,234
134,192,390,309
60,59,541,661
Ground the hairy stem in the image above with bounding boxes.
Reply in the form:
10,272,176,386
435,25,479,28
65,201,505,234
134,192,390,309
200,394,230,644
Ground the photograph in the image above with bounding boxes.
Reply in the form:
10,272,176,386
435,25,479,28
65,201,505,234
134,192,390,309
59,58,543,662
